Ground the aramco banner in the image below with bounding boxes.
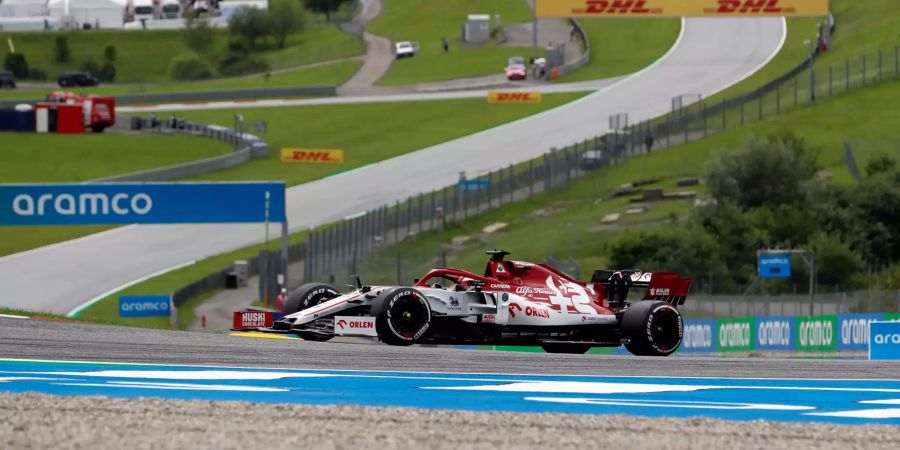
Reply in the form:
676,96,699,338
0,182,286,225
535,0,829,18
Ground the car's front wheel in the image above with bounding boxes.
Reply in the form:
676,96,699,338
621,301,683,356
373,287,431,346
284,282,339,314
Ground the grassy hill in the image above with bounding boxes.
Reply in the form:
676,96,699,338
0,24,363,84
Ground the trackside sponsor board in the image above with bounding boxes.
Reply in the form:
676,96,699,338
716,317,754,352
535,0,829,17
755,316,794,351
119,295,171,318
0,182,286,225
233,311,273,329
334,316,377,337
795,315,837,352
487,92,542,104
869,321,900,360
280,149,344,164
837,313,883,351
680,320,716,353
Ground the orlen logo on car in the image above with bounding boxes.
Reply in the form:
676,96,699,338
337,319,374,330
705,0,795,14
574,1,663,15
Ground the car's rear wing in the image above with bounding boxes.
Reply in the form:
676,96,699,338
590,270,692,306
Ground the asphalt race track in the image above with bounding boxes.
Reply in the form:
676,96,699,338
1,317,896,379
2,318,900,428
0,17,786,316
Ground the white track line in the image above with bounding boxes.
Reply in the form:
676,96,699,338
66,259,196,318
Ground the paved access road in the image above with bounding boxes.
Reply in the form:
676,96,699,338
0,18,786,314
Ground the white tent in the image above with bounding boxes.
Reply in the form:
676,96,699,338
47,0,125,29
0,0,49,18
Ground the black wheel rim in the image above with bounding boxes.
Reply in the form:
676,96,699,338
389,296,428,338
651,308,680,351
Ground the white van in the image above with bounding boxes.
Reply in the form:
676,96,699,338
161,0,181,19
132,0,158,22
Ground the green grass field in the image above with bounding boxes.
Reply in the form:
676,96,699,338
347,79,900,280
369,0,534,85
558,18,681,82
0,24,364,84
0,60,362,100
711,0,900,101
0,132,231,257
179,92,587,186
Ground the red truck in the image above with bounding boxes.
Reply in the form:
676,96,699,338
45,91,116,133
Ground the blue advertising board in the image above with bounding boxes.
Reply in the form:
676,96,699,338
457,179,491,192
838,313,883,351
119,295,171,318
869,321,900,360
755,316,794,351
758,254,791,278
680,320,717,353
0,182,286,226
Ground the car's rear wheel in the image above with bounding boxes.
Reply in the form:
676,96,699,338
373,288,431,346
621,301,683,356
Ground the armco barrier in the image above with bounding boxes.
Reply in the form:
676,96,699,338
755,316,794,351
838,313,883,351
93,121,269,182
682,313,896,355
0,85,336,109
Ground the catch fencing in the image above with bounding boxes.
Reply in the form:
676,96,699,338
684,290,900,319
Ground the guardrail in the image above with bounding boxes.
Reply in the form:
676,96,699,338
0,85,337,110
556,18,590,77
93,117,269,182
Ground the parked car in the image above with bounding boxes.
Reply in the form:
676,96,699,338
394,41,418,59
58,72,99,88
505,56,527,80
580,149,609,171
0,71,15,89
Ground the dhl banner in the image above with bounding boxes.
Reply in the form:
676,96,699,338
487,91,542,104
281,148,344,163
536,0,829,18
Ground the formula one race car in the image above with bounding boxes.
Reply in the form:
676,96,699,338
240,251,691,356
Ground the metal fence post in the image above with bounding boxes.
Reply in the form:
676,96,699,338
776,82,781,114
394,200,400,244
528,159,534,199
417,192,424,234
508,164,514,203
702,103,707,138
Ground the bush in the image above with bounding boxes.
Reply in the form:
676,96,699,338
54,35,70,63
169,53,215,81
98,62,116,82
218,52,269,77
183,17,214,54
104,45,117,63
3,53,29,78
80,58,101,77
28,68,47,80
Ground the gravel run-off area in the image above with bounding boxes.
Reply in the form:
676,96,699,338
2,393,899,450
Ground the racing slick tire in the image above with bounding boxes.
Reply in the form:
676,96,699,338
372,287,431,346
621,301,683,357
540,343,591,354
284,283,339,314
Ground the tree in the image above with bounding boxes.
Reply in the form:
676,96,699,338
103,45,117,63
706,133,820,209
80,58,101,76
304,0,351,21
54,35,70,63
184,15,214,54
228,6,270,49
269,0,306,49
3,53,29,78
